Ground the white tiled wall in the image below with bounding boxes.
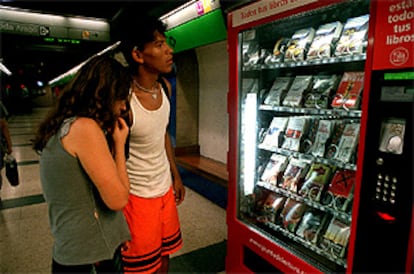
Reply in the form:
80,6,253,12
196,40,229,164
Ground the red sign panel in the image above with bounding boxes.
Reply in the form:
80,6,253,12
372,0,414,70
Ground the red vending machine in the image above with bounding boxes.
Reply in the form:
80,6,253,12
226,0,413,273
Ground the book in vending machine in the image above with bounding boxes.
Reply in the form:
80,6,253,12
226,0,413,273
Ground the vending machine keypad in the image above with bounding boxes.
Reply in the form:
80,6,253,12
375,172,397,205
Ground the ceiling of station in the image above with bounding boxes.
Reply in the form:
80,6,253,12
0,1,192,86
0,0,253,91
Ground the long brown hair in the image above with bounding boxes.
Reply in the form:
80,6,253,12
32,55,132,152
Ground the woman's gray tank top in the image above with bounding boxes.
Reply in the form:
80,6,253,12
40,117,130,265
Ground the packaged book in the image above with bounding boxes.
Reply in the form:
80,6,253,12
256,48,269,66
331,71,364,110
280,157,312,193
320,217,351,258
321,169,355,212
258,192,287,223
284,28,315,62
296,209,328,244
280,198,307,233
242,78,259,94
243,41,260,68
260,117,289,149
307,21,343,60
309,119,335,158
282,116,310,152
325,120,347,160
283,75,313,107
260,153,289,186
335,14,370,56
302,117,319,154
251,187,271,221
264,37,291,65
263,76,294,106
303,75,340,109
334,122,360,163
264,192,286,212
298,163,335,202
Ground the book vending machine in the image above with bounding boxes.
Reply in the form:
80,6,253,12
226,0,413,273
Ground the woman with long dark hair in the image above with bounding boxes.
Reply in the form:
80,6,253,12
33,55,132,273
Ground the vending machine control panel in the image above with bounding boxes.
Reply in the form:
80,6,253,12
374,85,411,215
353,70,413,273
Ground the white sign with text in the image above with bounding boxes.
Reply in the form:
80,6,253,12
231,0,318,28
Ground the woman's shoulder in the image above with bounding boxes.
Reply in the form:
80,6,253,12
71,117,99,128
60,117,104,156
63,117,101,138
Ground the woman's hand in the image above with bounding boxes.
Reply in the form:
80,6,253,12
113,117,129,147
63,118,130,210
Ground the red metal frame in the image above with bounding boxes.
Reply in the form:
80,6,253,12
225,0,410,272
345,0,377,270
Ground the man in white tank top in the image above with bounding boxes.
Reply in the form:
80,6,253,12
114,15,185,273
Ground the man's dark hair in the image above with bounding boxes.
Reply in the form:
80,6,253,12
111,15,168,72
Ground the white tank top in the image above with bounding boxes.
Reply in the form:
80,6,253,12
126,88,171,198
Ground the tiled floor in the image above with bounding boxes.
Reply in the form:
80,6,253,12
0,107,227,273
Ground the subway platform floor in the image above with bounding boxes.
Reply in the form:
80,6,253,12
0,107,227,273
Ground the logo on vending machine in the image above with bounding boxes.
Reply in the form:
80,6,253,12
390,47,409,66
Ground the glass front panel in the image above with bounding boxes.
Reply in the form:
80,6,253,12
236,0,370,272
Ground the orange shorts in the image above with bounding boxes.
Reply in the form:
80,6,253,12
122,186,183,273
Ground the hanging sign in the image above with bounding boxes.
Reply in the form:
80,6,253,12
231,0,317,28
372,0,414,70
0,21,39,35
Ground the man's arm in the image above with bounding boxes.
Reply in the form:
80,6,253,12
162,77,185,205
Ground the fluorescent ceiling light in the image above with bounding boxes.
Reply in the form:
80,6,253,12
0,5,108,29
160,0,221,30
0,61,12,76
48,41,120,86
